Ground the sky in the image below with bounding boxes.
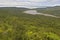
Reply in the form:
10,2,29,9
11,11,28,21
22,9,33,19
0,0,60,8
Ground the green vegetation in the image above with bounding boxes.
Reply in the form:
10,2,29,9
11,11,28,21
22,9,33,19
0,7,60,40
37,6,60,16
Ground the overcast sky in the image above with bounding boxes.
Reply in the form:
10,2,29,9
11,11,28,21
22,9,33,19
0,0,60,8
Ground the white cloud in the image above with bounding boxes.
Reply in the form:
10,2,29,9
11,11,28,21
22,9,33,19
0,0,16,3
28,0,47,2
0,2,16,7
0,0,60,8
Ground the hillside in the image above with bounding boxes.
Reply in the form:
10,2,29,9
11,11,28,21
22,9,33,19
0,7,60,40
37,6,60,16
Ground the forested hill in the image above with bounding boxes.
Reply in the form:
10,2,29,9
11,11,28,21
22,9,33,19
36,6,60,16
0,7,60,40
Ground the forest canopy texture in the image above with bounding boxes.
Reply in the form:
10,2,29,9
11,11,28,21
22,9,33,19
0,7,60,40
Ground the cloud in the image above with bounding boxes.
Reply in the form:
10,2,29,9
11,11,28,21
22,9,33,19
28,0,47,2
0,0,16,7
0,0,60,8
16,0,60,8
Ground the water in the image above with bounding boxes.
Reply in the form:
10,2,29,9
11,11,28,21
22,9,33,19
24,10,60,18
24,10,40,15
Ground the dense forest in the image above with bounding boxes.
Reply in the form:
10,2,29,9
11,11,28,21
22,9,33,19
0,7,60,40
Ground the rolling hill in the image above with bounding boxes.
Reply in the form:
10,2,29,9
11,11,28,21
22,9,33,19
37,6,60,16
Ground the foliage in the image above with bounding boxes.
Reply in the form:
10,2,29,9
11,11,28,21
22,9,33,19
0,7,60,40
